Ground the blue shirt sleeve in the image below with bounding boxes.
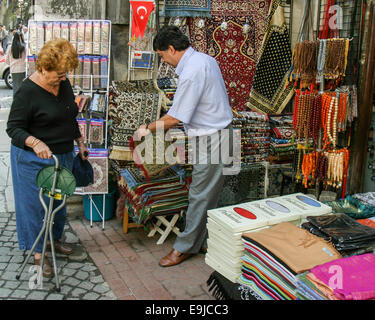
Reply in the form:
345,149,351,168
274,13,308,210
167,76,205,124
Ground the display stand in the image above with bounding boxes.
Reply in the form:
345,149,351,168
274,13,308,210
26,19,112,230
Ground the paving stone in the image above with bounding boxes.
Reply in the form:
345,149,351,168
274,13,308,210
81,263,97,273
63,277,81,287
61,268,76,277
10,256,24,264
82,292,100,300
65,262,84,269
0,288,12,298
93,283,110,294
71,288,86,297
90,275,105,284
1,271,19,281
46,293,65,300
78,281,95,291
3,281,20,289
26,290,49,300
10,290,29,299
75,271,89,281
0,255,11,263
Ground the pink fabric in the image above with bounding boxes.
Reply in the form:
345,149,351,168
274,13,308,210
310,253,375,300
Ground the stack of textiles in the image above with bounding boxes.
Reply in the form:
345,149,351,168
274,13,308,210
205,193,331,283
239,222,342,300
232,111,270,164
345,192,375,218
301,213,375,256
268,114,296,164
325,198,375,220
118,165,189,225
156,77,178,112
297,253,375,300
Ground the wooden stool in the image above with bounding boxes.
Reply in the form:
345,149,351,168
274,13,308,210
123,206,143,234
147,212,182,245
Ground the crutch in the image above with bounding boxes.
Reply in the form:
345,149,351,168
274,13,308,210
16,155,76,292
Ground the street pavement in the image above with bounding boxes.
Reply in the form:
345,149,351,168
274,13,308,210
0,81,215,301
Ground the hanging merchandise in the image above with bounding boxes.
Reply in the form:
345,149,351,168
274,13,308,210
77,118,88,143
76,148,109,195
108,80,166,161
161,0,211,18
188,0,269,111
247,0,295,114
89,119,105,145
130,0,156,39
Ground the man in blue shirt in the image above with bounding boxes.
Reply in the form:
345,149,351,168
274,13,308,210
136,26,233,267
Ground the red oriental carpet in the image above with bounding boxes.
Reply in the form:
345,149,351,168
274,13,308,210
188,0,269,111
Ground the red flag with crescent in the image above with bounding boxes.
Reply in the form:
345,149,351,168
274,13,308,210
130,0,155,39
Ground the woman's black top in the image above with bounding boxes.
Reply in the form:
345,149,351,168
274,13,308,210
7,77,82,154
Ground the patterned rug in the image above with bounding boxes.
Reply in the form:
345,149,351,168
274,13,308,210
161,0,211,17
108,80,165,161
188,0,269,111
247,0,294,114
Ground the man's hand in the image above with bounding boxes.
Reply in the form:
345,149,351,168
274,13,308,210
133,124,151,141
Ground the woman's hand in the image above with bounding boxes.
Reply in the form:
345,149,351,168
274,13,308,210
32,140,52,159
78,143,89,161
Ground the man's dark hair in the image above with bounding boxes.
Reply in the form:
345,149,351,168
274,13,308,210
153,25,190,52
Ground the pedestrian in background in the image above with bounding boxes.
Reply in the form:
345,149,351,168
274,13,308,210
5,32,26,96
0,25,9,51
6,38,89,278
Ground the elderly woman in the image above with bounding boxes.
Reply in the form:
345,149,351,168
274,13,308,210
7,39,89,278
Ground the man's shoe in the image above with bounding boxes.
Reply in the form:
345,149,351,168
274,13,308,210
34,256,53,278
48,240,73,255
159,249,191,267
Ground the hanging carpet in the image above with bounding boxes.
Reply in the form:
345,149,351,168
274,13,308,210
108,80,166,161
188,0,269,111
247,0,294,114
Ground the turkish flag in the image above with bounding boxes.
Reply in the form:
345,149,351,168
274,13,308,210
130,0,155,39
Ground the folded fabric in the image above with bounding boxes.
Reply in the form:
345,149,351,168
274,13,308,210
243,222,342,274
306,214,375,251
310,253,375,300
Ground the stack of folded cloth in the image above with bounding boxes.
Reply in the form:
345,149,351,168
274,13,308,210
301,213,375,256
268,115,296,164
239,222,342,300
297,253,375,300
157,77,178,113
118,165,189,225
205,193,331,283
232,111,270,164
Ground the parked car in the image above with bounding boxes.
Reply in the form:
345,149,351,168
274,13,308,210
0,55,12,89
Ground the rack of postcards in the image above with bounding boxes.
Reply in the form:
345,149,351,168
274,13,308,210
26,19,112,229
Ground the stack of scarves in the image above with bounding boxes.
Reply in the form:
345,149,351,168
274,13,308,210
118,166,190,225
297,253,375,300
232,111,270,164
238,222,342,300
301,214,375,257
345,192,375,219
325,197,375,220
268,114,296,164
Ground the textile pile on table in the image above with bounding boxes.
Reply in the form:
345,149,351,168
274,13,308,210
239,222,342,300
232,111,270,164
118,166,190,225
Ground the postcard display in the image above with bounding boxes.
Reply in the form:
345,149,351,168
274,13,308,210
26,20,112,229
205,193,332,282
